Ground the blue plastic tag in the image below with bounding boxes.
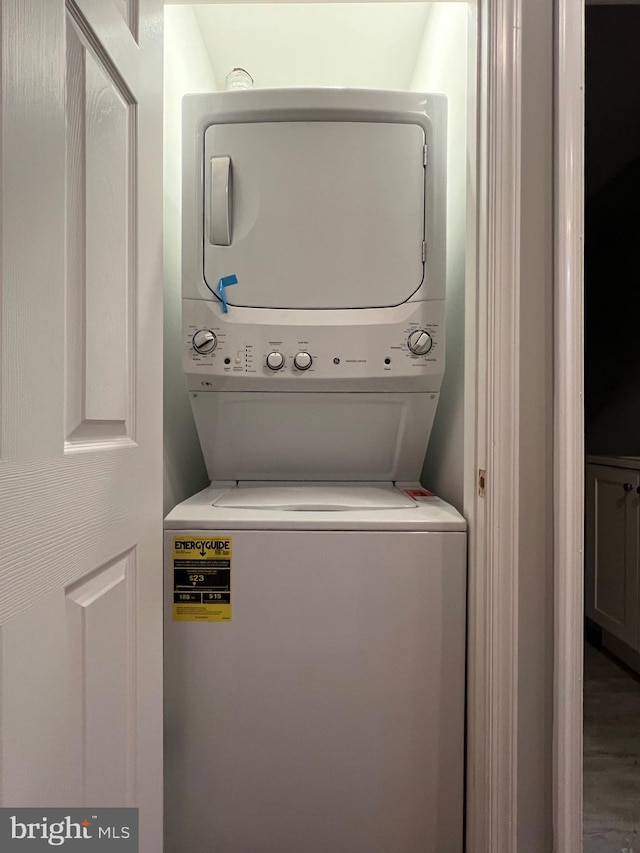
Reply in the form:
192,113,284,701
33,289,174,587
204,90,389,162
215,275,238,313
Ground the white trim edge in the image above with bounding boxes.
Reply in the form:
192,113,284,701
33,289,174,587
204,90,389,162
553,0,584,849
466,0,521,849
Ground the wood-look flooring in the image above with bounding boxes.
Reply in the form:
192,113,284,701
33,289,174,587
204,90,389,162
584,642,640,852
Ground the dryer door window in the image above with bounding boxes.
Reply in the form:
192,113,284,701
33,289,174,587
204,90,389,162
203,120,426,310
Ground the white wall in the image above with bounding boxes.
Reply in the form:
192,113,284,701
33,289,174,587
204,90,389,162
411,4,468,510
163,6,216,514
192,3,430,90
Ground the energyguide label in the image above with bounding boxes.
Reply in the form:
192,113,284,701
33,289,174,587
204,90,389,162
172,536,232,622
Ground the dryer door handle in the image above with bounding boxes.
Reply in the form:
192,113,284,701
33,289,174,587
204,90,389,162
209,156,232,246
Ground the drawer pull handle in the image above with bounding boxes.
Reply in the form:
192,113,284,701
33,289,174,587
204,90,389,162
623,482,634,492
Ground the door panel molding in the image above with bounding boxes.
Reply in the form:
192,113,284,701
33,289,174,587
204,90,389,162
66,550,137,805
65,13,137,447
67,0,140,96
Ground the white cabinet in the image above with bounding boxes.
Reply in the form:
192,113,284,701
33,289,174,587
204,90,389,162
586,457,640,649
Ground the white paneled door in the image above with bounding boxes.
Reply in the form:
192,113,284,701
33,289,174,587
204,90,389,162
0,1,163,849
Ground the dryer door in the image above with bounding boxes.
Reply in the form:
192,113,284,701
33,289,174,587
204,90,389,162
203,120,426,309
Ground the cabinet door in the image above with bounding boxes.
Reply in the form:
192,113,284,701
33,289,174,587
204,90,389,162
586,464,640,647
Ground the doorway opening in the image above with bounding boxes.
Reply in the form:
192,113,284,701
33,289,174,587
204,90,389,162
583,3,640,849
161,4,478,850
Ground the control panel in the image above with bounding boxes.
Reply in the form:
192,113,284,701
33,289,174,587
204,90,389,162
183,299,445,393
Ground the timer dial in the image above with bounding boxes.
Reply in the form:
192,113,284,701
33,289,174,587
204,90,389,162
266,351,285,371
293,352,313,371
192,329,217,354
407,329,433,356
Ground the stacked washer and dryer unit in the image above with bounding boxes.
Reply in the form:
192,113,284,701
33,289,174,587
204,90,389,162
164,89,466,853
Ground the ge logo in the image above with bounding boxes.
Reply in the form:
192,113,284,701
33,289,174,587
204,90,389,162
333,358,340,365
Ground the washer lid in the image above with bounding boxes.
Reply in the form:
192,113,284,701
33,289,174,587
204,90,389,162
212,484,417,512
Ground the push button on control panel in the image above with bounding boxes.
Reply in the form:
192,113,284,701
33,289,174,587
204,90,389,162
407,329,433,355
266,351,285,371
293,351,313,371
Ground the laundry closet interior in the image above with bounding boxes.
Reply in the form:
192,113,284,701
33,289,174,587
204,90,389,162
161,4,476,851
163,1,472,515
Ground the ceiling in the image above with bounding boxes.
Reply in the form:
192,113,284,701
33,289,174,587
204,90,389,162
187,3,433,90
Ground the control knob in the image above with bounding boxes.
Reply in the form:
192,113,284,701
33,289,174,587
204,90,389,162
407,329,433,356
266,351,285,371
293,351,312,371
192,329,217,354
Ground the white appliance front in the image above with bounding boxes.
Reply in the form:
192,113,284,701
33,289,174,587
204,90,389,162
181,89,448,483
164,496,466,853
183,88,447,306
167,88,465,853
203,120,426,309
189,391,439,482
